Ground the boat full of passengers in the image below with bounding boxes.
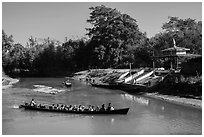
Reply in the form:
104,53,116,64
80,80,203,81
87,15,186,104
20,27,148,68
19,99,129,115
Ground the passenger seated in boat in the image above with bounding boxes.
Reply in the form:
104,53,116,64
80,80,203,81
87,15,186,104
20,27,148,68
37,103,42,108
52,104,55,109
30,99,36,107
49,104,53,109
107,103,114,111
91,106,95,111
72,105,77,111
65,105,69,110
63,105,66,110
69,105,73,110
55,104,60,110
89,106,94,111
78,105,82,111
88,105,92,111
64,105,69,110
82,105,88,111
75,105,79,111
60,104,64,110
80,106,85,111
64,105,67,110
38,104,45,108
96,106,100,111
41,105,45,109
99,104,106,111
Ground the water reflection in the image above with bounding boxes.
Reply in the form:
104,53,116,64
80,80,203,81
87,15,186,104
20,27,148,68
121,94,149,106
147,97,201,122
111,118,115,124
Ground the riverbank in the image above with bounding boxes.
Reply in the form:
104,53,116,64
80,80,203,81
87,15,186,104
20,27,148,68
73,69,202,109
144,93,202,109
2,75,19,90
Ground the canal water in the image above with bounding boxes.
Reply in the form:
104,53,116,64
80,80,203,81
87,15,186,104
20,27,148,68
2,78,202,135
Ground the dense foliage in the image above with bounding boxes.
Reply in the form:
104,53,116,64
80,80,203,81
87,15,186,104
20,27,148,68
2,33,89,76
2,6,202,77
86,5,150,68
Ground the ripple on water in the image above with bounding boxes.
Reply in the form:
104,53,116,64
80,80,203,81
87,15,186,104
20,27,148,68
33,85,66,95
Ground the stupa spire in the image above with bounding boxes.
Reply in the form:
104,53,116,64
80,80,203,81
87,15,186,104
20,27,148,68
173,38,176,48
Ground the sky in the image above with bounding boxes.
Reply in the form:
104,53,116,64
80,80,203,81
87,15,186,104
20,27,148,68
2,2,202,45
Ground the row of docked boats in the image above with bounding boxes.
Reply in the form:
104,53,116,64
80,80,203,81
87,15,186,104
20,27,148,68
90,68,169,93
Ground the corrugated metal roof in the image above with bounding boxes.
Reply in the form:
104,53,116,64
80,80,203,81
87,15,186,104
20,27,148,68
161,46,190,52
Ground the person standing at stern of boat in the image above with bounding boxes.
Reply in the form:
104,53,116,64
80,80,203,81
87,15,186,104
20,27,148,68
30,99,37,107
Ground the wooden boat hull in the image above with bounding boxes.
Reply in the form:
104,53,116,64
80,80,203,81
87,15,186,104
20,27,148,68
119,83,147,93
119,75,167,93
19,105,129,115
91,83,119,89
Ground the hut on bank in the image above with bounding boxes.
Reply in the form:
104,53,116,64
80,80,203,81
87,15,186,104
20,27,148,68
153,38,201,73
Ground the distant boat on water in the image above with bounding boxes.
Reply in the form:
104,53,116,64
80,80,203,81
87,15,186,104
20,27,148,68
63,80,72,88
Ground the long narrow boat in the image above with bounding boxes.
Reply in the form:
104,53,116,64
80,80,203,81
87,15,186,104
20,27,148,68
19,104,129,115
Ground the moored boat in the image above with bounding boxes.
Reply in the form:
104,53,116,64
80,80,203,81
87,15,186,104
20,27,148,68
119,72,169,93
119,83,147,93
19,103,129,115
63,80,72,87
90,82,119,89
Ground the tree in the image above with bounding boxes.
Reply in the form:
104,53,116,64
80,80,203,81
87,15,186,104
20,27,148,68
150,17,202,69
2,30,14,53
161,17,202,54
10,43,27,70
2,30,15,72
86,5,147,68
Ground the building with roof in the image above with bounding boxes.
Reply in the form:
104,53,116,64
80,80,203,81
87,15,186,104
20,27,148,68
153,38,201,70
